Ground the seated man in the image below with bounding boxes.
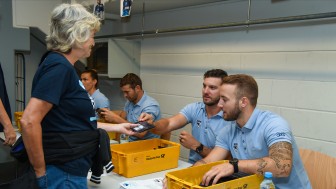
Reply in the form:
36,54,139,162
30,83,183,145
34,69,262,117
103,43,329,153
193,74,311,189
81,69,110,118
140,69,230,164
101,73,161,142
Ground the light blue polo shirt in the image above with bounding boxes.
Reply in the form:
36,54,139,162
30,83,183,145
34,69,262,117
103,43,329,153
125,91,161,141
180,102,229,164
91,89,110,118
91,89,110,110
216,108,311,189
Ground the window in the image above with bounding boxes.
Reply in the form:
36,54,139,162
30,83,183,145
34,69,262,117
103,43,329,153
86,40,108,74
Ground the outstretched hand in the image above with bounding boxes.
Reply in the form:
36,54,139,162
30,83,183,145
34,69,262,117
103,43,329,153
116,122,137,135
97,122,137,136
138,112,154,124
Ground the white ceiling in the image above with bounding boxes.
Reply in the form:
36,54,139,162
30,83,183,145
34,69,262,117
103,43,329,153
76,0,223,15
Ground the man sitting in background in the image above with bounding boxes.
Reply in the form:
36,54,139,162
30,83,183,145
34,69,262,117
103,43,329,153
139,69,229,164
81,69,110,118
100,73,161,142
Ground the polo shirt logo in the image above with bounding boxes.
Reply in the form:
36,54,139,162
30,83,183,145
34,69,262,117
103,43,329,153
276,132,286,137
196,120,201,127
233,143,238,152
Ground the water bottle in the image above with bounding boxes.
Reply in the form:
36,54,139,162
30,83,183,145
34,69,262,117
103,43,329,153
120,134,129,144
260,172,275,189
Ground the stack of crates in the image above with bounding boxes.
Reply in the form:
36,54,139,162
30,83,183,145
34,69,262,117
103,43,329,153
110,138,180,178
165,160,263,189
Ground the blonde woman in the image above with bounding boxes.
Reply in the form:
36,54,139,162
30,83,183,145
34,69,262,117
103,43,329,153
20,4,135,189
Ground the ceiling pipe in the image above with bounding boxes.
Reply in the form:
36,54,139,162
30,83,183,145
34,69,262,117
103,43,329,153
95,11,336,39
246,0,252,29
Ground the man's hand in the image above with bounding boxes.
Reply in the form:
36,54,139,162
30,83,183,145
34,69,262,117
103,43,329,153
201,162,234,186
138,112,154,124
179,131,199,150
100,109,120,123
3,125,16,146
161,177,168,189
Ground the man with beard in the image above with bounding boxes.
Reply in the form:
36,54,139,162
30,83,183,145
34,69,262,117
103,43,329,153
195,74,311,189
100,73,161,142
139,69,229,164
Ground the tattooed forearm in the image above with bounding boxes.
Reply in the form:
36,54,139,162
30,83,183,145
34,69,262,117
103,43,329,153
269,141,293,176
257,158,267,175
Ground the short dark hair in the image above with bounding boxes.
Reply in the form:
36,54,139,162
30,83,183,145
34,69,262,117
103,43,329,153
81,69,99,88
120,73,142,89
204,69,228,80
222,74,258,107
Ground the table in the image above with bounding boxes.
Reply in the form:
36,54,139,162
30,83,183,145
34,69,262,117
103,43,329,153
87,160,191,189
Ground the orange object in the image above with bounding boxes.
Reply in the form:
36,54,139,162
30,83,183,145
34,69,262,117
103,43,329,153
14,112,23,132
111,138,180,178
166,160,263,189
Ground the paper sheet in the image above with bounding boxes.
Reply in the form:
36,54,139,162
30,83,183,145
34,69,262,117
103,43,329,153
120,177,163,189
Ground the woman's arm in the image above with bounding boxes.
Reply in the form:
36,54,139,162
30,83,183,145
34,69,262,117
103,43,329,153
97,122,136,136
20,98,53,177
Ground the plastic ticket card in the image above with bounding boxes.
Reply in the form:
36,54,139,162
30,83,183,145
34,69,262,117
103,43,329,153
120,177,163,189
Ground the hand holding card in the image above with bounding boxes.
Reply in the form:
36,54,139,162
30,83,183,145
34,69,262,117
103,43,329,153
132,121,155,133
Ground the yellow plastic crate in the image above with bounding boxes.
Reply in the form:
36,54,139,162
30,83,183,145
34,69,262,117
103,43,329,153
166,160,263,189
107,132,116,140
110,138,180,178
14,111,23,132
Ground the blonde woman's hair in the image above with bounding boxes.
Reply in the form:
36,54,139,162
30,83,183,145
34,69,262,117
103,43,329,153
46,3,101,53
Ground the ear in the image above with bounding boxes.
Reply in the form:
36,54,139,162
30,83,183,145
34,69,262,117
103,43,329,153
135,85,141,92
240,97,248,108
93,79,98,86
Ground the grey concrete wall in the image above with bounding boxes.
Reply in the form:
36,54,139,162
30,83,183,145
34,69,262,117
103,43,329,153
0,0,30,118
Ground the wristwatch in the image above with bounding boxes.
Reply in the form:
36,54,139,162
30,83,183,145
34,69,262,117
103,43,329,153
195,143,204,154
229,158,239,173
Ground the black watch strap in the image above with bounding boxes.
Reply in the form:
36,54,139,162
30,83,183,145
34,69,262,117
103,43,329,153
229,158,239,173
195,143,203,154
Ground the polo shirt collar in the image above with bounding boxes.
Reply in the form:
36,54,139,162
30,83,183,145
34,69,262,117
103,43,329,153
134,91,147,107
200,102,223,118
242,108,260,130
91,89,100,97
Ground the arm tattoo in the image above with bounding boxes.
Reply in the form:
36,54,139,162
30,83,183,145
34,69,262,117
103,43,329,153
269,141,293,176
257,158,267,175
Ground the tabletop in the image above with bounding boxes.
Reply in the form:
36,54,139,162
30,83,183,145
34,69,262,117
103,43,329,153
87,160,191,189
